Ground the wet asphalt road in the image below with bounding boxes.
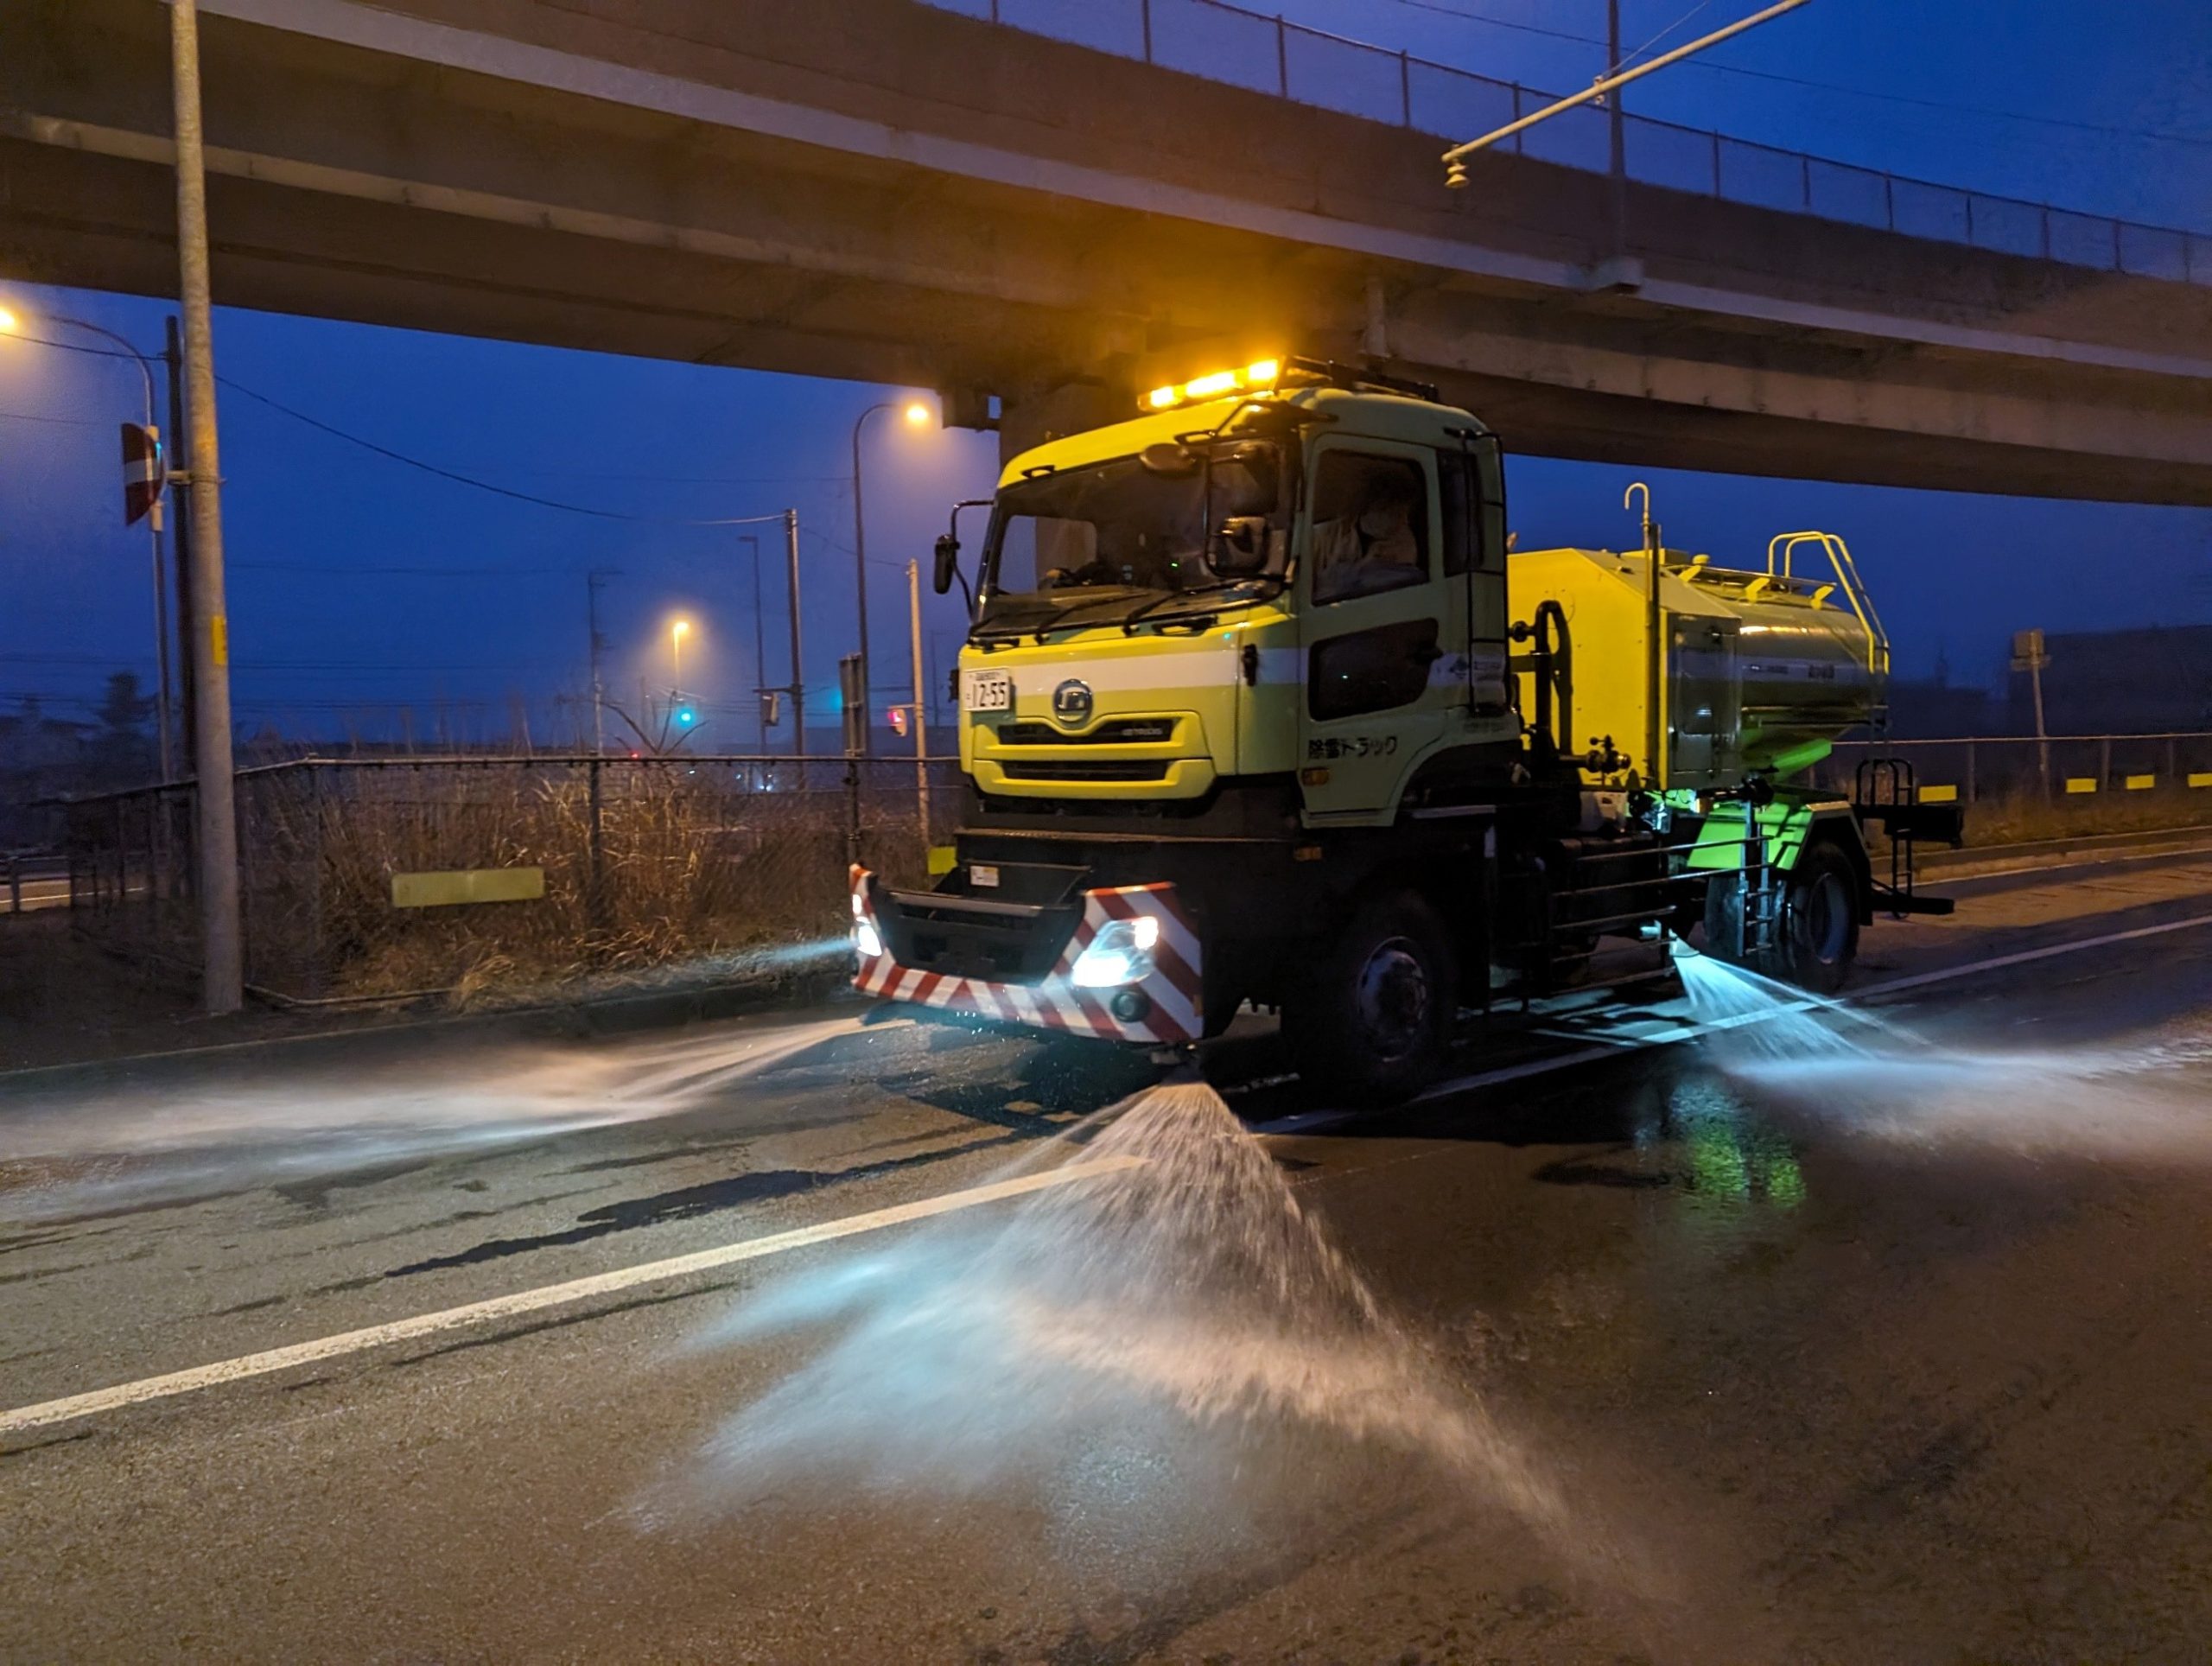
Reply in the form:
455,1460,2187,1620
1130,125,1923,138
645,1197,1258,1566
6,858,2212,1663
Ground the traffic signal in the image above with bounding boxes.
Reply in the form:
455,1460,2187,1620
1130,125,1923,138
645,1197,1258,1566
676,707,696,728
888,706,908,739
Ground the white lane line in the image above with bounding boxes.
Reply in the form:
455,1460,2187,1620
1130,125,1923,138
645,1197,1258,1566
0,1155,1143,1437
1251,910,2212,1135
1854,911,2212,995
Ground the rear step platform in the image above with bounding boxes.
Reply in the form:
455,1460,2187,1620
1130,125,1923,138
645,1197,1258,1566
1872,883,1955,916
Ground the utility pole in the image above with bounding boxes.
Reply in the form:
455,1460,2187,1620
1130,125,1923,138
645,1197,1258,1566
586,569,614,754
171,0,244,1015
785,509,806,758
908,557,931,858
741,532,766,751
849,414,875,754
2013,629,2051,797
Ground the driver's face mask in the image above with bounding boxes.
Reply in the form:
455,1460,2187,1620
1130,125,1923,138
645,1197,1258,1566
1357,503,1408,540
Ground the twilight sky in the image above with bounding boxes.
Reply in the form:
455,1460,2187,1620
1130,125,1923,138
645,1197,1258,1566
1,0,2207,747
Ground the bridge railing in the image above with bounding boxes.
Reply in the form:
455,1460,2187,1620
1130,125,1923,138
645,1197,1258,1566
931,0,2210,288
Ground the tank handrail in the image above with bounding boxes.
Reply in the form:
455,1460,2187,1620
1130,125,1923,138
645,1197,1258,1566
1766,530,1888,675
1826,533,1890,676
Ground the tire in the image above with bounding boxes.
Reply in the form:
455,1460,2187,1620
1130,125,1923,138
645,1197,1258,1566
1283,891,1459,1103
1774,840,1860,994
1701,839,1860,994
1702,869,1753,966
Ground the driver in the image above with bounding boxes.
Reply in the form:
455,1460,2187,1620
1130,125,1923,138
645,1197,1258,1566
1313,467,1423,601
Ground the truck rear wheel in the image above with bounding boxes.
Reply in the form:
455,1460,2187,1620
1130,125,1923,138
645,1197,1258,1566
1704,841,1859,993
1774,840,1859,994
1283,892,1457,1103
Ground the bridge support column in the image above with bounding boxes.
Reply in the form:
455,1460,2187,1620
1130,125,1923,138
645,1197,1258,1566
997,381,1131,467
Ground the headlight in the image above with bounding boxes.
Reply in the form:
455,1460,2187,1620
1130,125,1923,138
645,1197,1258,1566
1071,916,1159,988
854,918,884,959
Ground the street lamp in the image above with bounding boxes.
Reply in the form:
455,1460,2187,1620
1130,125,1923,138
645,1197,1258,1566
850,396,937,755
671,617,692,695
0,299,175,779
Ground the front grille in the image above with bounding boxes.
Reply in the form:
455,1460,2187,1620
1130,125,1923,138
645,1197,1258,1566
991,718,1178,746
999,760,1173,783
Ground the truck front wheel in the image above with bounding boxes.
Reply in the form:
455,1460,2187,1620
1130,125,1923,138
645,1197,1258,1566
1283,892,1458,1103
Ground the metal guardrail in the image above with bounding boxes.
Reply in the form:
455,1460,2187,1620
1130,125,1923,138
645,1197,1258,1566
927,0,2209,288
3,855,68,915
1817,732,2212,805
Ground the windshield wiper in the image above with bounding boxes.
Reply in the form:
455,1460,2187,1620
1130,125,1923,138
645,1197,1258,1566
1023,592,1132,643
1118,578,1278,635
969,590,1127,645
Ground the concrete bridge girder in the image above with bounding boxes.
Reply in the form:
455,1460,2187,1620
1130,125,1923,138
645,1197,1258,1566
3,0,2209,503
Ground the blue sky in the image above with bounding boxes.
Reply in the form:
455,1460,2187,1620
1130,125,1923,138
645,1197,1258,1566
2,0,2207,744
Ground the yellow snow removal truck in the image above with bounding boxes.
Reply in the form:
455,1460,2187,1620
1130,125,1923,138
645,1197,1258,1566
851,357,1960,1098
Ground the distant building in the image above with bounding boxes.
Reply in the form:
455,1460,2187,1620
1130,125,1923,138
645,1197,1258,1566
2009,625,2212,734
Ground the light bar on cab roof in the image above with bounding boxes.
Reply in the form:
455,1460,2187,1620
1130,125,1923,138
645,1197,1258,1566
1141,357,1282,413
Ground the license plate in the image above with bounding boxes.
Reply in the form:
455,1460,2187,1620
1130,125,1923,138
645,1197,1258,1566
970,864,1001,889
961,670,1012,712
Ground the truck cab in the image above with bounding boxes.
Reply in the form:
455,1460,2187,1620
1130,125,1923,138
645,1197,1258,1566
950,369,1517,826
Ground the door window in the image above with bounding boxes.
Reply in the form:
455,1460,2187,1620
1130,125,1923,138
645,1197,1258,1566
1310,453,1430,604
1309,618,1440,722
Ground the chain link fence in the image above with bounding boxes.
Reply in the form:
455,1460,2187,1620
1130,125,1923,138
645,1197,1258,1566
59,755,961,1005
57,733,2212,1002
932,0,2209,287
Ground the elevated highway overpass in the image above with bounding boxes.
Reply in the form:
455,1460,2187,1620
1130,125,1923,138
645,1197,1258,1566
6,0,2209,500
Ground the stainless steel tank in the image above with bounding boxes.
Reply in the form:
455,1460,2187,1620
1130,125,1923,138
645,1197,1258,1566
1511,531,1888,789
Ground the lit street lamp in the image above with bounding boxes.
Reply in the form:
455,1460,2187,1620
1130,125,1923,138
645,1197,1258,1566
671,617,692,696
849,397,933,755
0,300,176,780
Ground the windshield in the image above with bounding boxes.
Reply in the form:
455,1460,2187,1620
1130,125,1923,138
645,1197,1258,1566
976,442,1287,635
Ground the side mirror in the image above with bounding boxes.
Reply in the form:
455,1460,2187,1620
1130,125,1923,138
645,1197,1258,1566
932,533,959,595
1211,516,1270,576
1139,441,1199,478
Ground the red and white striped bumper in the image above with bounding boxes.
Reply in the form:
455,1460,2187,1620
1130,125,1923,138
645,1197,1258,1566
850,868,1202,1045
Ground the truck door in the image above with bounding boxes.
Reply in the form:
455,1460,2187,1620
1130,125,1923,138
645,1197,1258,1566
1298,438,1456,820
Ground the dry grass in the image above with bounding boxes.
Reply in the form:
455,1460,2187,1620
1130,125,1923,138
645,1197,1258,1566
223,760,952,1005
1956,791,2212,848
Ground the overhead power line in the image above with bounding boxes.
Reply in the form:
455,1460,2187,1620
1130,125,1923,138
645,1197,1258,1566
0,408,105,429
219,377,799,526
1618,0,1715,71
